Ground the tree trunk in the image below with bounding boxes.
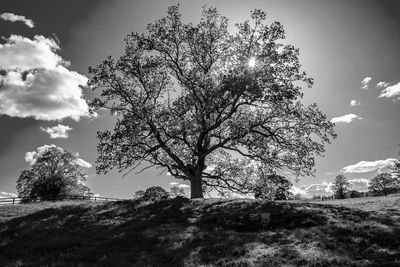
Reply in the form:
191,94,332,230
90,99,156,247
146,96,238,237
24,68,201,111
190,174,203,199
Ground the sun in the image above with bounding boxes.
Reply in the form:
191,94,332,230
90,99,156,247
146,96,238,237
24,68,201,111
248,57,256,68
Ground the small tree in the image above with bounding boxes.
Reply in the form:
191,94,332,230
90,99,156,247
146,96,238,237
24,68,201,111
143,186,169,200
331,175,351,199
89,5,335,198
16,147,90,202
170,184,187,198
253,174,293,200
369,172,399,196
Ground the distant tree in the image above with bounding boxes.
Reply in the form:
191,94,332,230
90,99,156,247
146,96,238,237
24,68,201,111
331,175,351,199
392,160,400,179
133,190,145,199
16,147,90,202
253,174,293,200
391,148,400,179
348,190,360,198
143,186,169,200
293,193,304,200
170,185,187,198
89,5,336,198
369,172,399,197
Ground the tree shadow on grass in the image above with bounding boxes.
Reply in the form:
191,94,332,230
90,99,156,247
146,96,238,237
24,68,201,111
0,198,400,266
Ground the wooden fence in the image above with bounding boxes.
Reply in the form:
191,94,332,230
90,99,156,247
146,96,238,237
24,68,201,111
0,195,125,206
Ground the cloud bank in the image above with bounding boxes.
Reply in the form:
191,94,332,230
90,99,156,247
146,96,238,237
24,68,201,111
379,82,400,100
291,182,333,198
292,178,370,198
0,12,34,28
331,114,360,124
0,191,17,198
25,144,92,168
40,124,72,139
0,35,90,121
342,158,396,173
348,178,370,192
377,81,390,88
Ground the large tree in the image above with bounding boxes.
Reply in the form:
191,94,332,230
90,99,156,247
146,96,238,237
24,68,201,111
16,147,90,201
89,6,335,198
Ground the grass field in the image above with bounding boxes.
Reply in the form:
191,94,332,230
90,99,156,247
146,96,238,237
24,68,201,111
0,195,399,266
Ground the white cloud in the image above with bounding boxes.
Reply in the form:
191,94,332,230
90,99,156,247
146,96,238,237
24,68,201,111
0,191,17,198
342,158,397,173
178,184,190,188
379,82,400,100
0,66,89,121
348,178,370,192
24,144,62,165
331,114,360,124
377,81,390,88
40,124,72,139
360,77,372,89
290,186,307,196
291,182,333,198
169,182,179,186
350,100,361,106
25,144,91,168
0,35,63,71
74,158,92,168
0,12,34,28
0,35,90,121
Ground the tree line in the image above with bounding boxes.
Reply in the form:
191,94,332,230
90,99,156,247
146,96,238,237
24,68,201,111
329,170,400,200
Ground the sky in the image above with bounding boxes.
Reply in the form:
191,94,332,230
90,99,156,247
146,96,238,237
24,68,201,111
0,0,399,199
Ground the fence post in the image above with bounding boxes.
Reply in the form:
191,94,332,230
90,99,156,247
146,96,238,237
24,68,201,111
106,198,108,201
12,198,15,205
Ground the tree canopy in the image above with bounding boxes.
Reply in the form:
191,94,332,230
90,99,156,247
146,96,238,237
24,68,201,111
16,147,90,201
89,6,336,198
369,172,399,197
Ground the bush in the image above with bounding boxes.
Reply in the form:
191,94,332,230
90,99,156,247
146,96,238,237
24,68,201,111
253,174,293,200
143,186,169,201
348,190,360,198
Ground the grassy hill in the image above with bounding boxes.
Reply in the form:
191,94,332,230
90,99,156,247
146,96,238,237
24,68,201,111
0,195,400,266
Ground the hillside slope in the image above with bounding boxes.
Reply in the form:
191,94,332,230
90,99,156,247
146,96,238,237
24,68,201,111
0,197,400,266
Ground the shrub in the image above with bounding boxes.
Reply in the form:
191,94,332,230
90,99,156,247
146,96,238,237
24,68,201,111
348,190,360,198
143,186,169,200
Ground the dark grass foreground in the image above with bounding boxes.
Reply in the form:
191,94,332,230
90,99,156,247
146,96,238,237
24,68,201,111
1,197,400,266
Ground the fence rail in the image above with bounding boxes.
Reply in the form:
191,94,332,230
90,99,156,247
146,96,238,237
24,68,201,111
0,195,125,206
